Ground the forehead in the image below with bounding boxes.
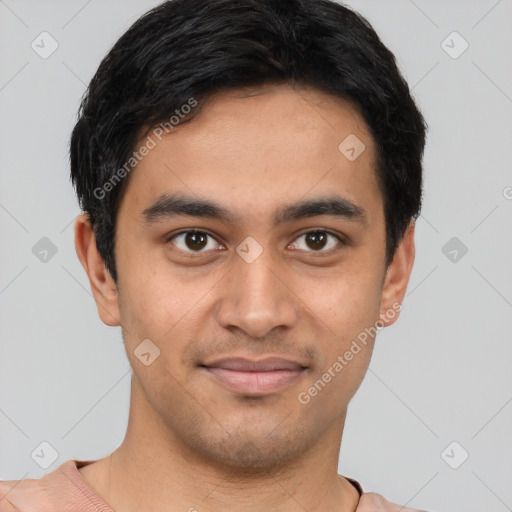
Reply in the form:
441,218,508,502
118,84,382,225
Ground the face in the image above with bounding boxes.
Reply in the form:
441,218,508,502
77,84,414,472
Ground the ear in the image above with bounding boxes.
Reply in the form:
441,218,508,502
379,221,416,327
74,213,121,327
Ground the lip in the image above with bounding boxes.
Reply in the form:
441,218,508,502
200,356,307,395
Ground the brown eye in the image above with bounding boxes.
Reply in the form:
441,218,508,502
291,230,342,252
184,232,208,250
168,231,220,252
305,231,328,250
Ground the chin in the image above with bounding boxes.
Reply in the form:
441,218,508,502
177,420,313,473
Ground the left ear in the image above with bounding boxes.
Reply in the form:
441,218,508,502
379,221,416,327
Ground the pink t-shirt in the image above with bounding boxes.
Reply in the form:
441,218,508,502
0,459,426,511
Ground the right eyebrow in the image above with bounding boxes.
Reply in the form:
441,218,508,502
142,193,235,224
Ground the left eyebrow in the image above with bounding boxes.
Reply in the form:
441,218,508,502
274,197,367,227
141,193,368,227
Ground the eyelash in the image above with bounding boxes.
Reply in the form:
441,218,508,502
165,229,346,255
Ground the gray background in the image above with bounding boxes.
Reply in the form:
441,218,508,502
1,1,511,511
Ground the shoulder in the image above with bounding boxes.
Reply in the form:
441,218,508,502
0,475,46,511
357,491,429,511
0,460,85,511
345,475,429,512
0,479,18,511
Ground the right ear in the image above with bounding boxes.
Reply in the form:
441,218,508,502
74,213,121,326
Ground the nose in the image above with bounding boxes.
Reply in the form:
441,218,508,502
215,249,299,339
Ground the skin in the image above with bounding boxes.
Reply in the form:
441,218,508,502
74,84,415,512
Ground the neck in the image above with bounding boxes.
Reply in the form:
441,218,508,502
79,376,360,512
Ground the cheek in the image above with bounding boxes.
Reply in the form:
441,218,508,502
116,250,221,371
295,261,382,389
118,274,196,346
296,277,380,410
298,263,383,333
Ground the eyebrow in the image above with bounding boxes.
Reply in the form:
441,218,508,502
142,193,367,227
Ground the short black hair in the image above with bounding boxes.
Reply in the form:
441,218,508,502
70,0,427,283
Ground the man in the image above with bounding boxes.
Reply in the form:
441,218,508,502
0,0,429,510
